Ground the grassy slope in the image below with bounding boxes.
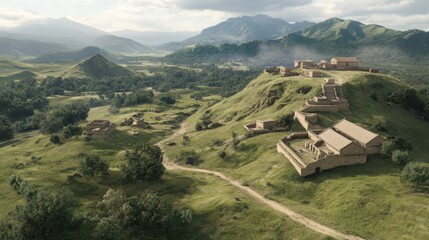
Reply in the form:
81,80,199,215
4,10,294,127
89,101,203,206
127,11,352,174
0,90,327,239
163,71,429,240
0,58,73,79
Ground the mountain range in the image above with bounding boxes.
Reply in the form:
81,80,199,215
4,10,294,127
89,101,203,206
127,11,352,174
162,15,314,50
111,30,199,45
166,17,429,65
0,18,151,56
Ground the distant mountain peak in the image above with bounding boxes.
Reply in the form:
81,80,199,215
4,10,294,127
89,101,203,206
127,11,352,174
181,15,314,46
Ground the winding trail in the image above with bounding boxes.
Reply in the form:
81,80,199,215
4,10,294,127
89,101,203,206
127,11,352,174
157,123,365,240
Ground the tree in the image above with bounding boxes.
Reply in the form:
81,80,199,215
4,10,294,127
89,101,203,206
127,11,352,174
94,189,182,238
401,162,429,185
391,150,411,166
0,115,14,141
122,144,165,181
63,124,83,139
3,186,76,240
79,155,109,177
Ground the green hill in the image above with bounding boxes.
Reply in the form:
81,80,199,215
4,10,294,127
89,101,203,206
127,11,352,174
64,53,134,79
0,71,37,84
165,18,429,84
163,71,429,240
31,46,121,63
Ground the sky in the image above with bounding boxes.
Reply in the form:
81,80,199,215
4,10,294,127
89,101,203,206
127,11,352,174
0,0,428,32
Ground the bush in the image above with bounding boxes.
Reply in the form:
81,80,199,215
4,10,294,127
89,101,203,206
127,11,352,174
401,162,429,185
79,155,109,177
63,124,83,139
391,150,412,166
158,95,176,105
296,85,312,94
122,144,165,182
178,150,200,165
277,113,294,129
381,140,396,156
218,150,227,159
0,115,14,141
50,134,61,144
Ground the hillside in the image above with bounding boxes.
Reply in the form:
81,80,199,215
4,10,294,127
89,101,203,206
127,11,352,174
165,17,429,83
64,54,134,79
162,71,429,240
162,15,314,50
0,37,69,57
31,46,121,63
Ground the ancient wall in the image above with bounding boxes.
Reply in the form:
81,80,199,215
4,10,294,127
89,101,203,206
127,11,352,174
301,105,340,113
302,154,368,176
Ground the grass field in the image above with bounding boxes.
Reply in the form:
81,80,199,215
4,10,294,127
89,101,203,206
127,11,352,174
0,58,74,80
163,71,429,239
0,88,332,239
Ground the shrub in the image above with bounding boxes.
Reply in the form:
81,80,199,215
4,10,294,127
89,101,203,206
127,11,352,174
158,95,176,105
178,150,200,165
218,150,227,159
63,124,83,139
122,144,165,182
50,134,61,144
79,155,109,177
401,162,429,185
212,139,224,147
391,150,412,166
182,135,190,146
277,113,294,129
296,85,312,94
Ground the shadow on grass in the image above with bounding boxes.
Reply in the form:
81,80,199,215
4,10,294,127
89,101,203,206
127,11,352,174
304,156,400,184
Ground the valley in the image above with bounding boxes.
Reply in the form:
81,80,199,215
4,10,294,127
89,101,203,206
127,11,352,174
1,10,429,240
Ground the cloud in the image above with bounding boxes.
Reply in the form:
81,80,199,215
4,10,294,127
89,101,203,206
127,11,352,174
0,8,46,28
164,0,312,12
0,0,428,32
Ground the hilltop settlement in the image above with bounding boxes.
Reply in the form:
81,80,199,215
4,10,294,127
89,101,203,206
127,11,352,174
254,57,385,176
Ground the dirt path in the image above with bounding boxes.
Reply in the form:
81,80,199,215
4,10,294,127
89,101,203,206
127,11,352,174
157,123,365,240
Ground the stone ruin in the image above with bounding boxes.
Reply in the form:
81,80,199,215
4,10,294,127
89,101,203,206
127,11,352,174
277,119,385,176
119,113,149,128
244,119,288,135
300,78,349,113
265,66,299,77
86,120,116,139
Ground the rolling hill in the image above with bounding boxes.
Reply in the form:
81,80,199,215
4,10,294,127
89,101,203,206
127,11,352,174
165,17,429,83
31,46,122,63
0,37,69,57
64,53,134,79
163,70,429,240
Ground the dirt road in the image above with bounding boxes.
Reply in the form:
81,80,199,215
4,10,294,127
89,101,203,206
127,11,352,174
157,123,365,240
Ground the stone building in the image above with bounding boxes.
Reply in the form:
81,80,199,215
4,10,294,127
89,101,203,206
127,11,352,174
330,57,359,70
333,119,384,154
86,120,116,139
244,119,287,134
302,69,323,78
294,111,321,131
294,60,315,69
277,119,384,177
300,78,349,113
